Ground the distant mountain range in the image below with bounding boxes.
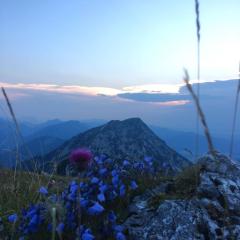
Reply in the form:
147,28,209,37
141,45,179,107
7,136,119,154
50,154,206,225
0,116,239,168
0,119,103,167
26,118,190,174
150,126,239,160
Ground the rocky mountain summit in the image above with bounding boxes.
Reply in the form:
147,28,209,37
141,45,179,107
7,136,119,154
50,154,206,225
124,153,240,239
41,118,190,173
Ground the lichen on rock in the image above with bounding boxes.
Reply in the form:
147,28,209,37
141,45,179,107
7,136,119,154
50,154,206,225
124,153,240,239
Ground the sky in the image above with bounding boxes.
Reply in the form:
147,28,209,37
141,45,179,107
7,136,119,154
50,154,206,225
0,0,239,88
0,0,239,137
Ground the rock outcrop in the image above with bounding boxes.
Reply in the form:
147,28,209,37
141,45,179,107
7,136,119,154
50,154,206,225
125,153,240,239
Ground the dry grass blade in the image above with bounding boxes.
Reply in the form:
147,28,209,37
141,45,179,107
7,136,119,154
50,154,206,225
1,87,21,136
183,69,215,156
1,87,42,189
229,62,240,158
1,87,21,184
195,0,200,42
194,0,201,158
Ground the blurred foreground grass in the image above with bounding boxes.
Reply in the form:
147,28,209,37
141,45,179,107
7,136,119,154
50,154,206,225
0,169,69,217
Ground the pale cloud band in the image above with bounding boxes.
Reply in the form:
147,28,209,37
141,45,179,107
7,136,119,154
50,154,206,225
0,81,189,106
0,81,186,95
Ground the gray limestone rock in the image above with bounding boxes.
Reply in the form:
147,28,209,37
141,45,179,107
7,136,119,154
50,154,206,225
125,153,240,239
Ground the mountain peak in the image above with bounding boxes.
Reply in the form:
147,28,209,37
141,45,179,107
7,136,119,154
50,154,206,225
104,118,147,129
42,118,190,174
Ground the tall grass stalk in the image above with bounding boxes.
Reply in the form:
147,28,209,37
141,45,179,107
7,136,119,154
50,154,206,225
1,87,43,195
1,87,21,186
229,62,240,158
51,207,57,240
194,0,201,159
183,69,215,156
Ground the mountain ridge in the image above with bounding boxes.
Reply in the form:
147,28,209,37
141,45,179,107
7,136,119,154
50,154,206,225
36,117,190,174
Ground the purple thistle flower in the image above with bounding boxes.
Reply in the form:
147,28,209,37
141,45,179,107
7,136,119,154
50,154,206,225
69,148,93,171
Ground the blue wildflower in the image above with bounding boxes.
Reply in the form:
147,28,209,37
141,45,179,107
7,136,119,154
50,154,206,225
99,168,107,176
97,192,105,202
27,214,39,233
79,182,85,188
111,170,118,176
115,232,126,240
112,175,119,186
82,228,95,240
68,192,77,201
87,202,104,215
119,184,126,197
123,160,130,167
108,190,117,200
8,213,18,223
70,182,78,193
113,225,124,232
47,223,52,232
108,211,117,223
91,177,99,184
99,183,108,193
144,156,152,162
130,180,138,190
39,186,48,195
56,222,65,235
80,198,89,208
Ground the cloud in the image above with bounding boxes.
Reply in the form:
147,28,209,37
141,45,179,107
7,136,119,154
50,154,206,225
0,81,193,108
0,82,185,95
0,91,30,100
117,92,190,103
0,81,188,106
0,82,123,96
149,100,190,106
122,83,183,93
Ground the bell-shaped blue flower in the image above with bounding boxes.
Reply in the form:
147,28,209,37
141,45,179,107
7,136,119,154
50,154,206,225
91,177,99,184
82,228,95,240
112,175,119,186
130,180,138,190
97,192,105,202
56,222,65,235
111,170,118,177
39,186,48,195
8,213,18,223
119,184,126,197
115,232,126,240
99,183,108,193
87,202,104,215
123,160,130,167
108,210,117,223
